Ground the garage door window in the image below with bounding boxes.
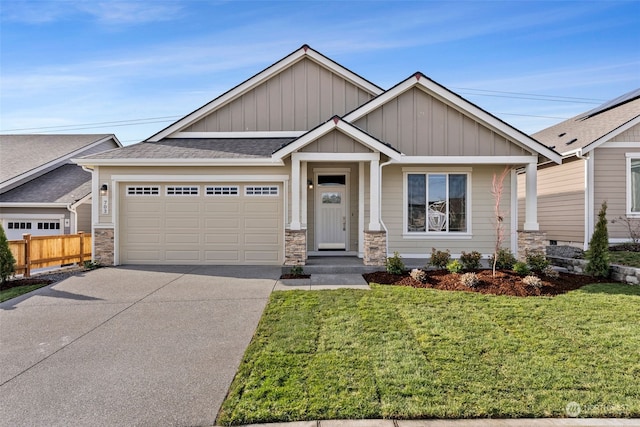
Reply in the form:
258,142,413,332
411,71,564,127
38,222,60,230
7,222,31,230
206,186,239,196
245,186,279,196
166,186,199,196
127,186,160,196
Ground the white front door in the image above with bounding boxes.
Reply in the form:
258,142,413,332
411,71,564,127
316,186,347,250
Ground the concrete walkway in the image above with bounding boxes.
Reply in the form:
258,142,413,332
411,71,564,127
0,265,280,427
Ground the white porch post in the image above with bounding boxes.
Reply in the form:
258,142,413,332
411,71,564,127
358,161,365,257
301,161,307,228
290,156,301,230
524,161,539,231
369,158,381,231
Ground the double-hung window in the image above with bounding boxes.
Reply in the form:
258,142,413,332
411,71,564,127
628,154,640,216
406,172,469,234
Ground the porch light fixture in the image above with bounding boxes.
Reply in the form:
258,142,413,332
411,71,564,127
307,180,314,190
100,184,108,196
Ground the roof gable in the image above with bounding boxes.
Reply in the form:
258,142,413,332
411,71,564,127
344,73,562,163
148,45,383,142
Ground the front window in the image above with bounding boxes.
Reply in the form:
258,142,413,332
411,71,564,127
407,173,468,233
630,158,640,214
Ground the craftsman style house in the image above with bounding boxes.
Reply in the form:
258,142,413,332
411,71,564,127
75,45,560,266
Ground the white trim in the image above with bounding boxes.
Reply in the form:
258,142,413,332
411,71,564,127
600,141,640,149
111,174,289,182
74,158,285,167
0,213,65,219
290,158,301,229
3,135,121,192
510,169,518,255
126,186,161,196
245,185,279,196
308,250,358,256
293,152,381,163
369,159,380,231
165,185,199,196
148,46,382,142
523,162,539,231
0,202,68,208
585,153,595,249
169,131,306,139
402,166,472,173
581,116,640,154
626,153,640,217
93,224,115,229
358,162,365,257
397,156,538,165
344,75,562,164
401,234,473,240
399,252,491,259
205,185,239,196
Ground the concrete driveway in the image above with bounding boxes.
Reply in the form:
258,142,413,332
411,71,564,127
0,265,279,427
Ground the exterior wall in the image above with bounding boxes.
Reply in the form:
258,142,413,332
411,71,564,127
594,146,640,241
75,202,92,234
354,87,531,157
381,164,512,256
300,130,373,153
518,157,586,244
183,58,375,133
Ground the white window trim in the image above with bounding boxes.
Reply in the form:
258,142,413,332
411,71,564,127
244,185,279,196
402,170,473,238
165,185,200,196
626,153,640,217
126,186,160,196
205,185,239,196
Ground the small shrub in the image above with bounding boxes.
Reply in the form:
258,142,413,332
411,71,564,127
446,259,463,274
290,265,304,275
512,261,530,276
522,275,542,288
489,248,517,270
0,224,16,284
460,272,479,288
586,201,610,278
526,250,549,273
429,248,451,269
543,265,559,279
460,251,482,271
385,251,405,275
410,268,428,283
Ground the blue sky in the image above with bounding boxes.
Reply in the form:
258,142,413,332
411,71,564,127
1,0,639,145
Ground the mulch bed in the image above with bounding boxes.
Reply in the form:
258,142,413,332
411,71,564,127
280,274,311,279
363,269,613,297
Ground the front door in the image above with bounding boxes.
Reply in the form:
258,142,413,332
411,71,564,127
316,185,347,250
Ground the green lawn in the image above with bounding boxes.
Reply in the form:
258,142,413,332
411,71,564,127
610,251,640,268
0,283,49,303
217,283,640,425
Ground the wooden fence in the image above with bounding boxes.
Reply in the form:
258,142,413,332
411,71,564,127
8,232,92,277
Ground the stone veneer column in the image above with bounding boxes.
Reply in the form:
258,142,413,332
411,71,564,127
517,230,548,260
94,228,115,266
284,229,307,266
364,230,387,266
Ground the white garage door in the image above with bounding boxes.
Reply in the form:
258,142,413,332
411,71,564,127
119,183,283,265
3,219,63,241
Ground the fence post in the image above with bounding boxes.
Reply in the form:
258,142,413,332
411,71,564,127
79,232,85,265
22,233,31,278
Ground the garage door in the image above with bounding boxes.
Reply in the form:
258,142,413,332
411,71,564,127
119,183,283,265
3,219,63,241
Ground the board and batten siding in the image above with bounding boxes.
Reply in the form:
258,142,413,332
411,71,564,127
354,87,531,157
610,123,640,142
382,164,511,256
183,58,375,133
594,146,640,240
300,130,373,153
518,158,585,244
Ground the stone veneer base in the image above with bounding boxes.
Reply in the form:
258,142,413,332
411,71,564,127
364,230,387,266
94,228,115,266
517,230,547,260
285,229,307,266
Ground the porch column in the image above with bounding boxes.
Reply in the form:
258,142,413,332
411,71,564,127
369,158,381,231
301,161,307,228
524,161,539,231
290,156,301,230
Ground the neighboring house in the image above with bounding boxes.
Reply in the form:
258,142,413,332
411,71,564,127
75,45,560,266
518,89,640,249
0,134,122,240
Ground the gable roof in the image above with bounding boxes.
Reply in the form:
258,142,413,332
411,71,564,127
147,45,383,142
0,134,121,191
533,89,640,156
344,73,562,164
0,164,91,204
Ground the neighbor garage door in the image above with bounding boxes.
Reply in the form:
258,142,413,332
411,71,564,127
119,183,283,265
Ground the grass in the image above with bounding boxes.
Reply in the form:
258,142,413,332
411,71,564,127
0,283,49,303
610,251,640,268
217,283,640,425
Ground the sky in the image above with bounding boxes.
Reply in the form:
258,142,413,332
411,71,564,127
1,0,639,146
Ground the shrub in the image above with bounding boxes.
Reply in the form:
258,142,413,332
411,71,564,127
489,248,517,271
522,275,542,288
429,248,451,269
526,250,549,274
459,251,482,271
290,265,304,276
512,261,530,276
0,224,15,284
410,268,428,283
385,252,405,275
586,201,610,278
543,265,560,279
460,272,479,288
446,260,463,274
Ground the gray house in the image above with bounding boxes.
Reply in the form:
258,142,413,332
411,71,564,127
75,45,560,266
0,134,122,240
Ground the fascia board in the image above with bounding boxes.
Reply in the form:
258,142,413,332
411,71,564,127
395,155,538,164
0,202,69,208
580,115,640,155
72,158,285,167
272,120,337,159
304,48,383,95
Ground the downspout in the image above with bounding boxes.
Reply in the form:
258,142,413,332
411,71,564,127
379,159,394,257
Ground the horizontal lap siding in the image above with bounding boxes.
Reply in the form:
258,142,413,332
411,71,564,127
382,165,511,256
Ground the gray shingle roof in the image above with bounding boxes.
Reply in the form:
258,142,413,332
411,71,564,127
533,93,640,155
0,134,111,184
80,138,296,160
0,164,91,204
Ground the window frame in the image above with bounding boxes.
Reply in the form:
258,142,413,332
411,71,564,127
126,186,160,196
402,168,472,238
245,185,279,196
626,153,640,217
166,186,199,196
206,185,239,196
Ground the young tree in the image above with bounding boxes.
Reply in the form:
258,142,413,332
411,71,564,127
491,167,510,276
586,201,610,278
0,224,16,284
